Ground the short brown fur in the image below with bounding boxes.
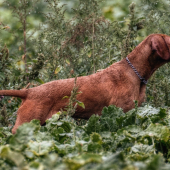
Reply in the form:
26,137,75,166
1,34,170,134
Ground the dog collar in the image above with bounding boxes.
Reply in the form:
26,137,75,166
126,57,148,84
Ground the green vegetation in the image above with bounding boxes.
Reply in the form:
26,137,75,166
1,105,170,169
1,0,170,169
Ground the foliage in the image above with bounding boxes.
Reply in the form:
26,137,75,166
61,77,85,117
1,0,170,169
1,105,170,169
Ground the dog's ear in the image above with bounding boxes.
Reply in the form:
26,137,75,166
151,36,170,60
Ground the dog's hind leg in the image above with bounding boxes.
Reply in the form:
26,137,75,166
12,99,51,134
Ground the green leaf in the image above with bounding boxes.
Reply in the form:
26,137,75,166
65,153,102,170
137,106,167,124
76,100,85,109
90,132,102,144
146,154,167,170
35,78,44,84
131,144,155,154
54,66,61,74
13,69,21,76
62,96,69,99
100,105,126,132
27,141,54,156
101,105,125,118
85,115,101,134
46,113,60,129
87,142,103,153
61,121,72,133
9,120,41,150
0,146,26,168
140,123,170,142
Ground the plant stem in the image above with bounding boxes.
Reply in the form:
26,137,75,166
92,16,95,73
23,8,28,82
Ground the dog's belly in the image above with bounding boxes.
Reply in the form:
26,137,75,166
72,105,103,119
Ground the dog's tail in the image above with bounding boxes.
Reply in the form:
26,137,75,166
0,89,27,99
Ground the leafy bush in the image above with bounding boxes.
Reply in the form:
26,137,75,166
1,105,170,169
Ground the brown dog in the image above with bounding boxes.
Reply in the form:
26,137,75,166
1,34,170,134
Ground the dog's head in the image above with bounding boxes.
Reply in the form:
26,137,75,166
151,34,170,61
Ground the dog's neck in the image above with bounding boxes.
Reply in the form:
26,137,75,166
126,38,168,82
126,57,148,84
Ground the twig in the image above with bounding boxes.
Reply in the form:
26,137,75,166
24,83,31,89
92,16,95,73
